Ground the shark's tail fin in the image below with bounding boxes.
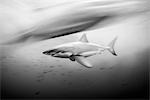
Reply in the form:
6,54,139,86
107,36,118,56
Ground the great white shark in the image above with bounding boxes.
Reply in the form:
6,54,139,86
43,34,117,68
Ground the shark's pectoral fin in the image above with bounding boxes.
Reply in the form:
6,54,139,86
74,56,93,68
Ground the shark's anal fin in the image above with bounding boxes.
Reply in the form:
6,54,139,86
74,56,92,68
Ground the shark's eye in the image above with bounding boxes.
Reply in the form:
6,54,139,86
48,49,58,53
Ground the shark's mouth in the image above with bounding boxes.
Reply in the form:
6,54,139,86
42,49,59,55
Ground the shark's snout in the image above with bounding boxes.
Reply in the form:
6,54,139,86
42,51,50,55
42,49,58,56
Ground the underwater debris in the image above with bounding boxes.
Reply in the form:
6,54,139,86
68,71,74,74
36,73,45,82
36,69,53,82
63,80,67,82
49,66,55,68
61,73,65,76
68,82,73,85
43,70,53,74
37,74,44,78
109,66,114,69
35,91,40,95
36,78,44,82
99,67,105,70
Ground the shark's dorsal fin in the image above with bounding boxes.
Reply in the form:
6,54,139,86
79,34,88,43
